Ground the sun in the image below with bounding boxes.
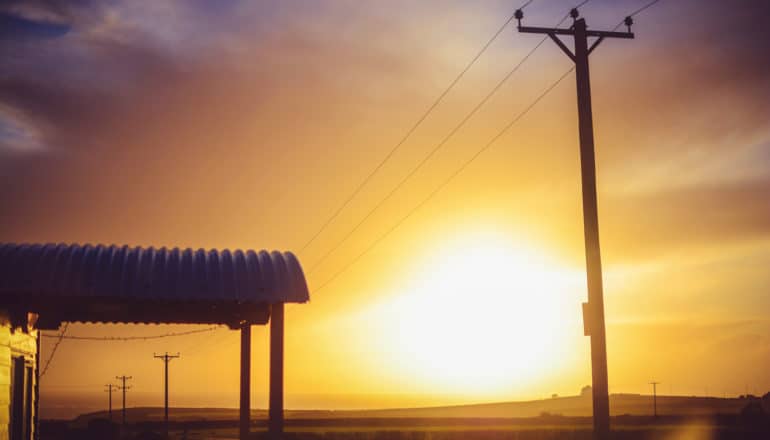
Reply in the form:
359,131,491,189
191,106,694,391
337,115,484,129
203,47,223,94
382,232,582,395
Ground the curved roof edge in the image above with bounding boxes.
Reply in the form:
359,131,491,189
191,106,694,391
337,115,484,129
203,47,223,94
0,243,309,326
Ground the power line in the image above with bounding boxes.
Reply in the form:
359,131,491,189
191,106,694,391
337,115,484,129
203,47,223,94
297,0,540,255
626,0,662,20
611,0,664,31
311,0,663,295
40,322,69,378
41,325,221,341
314,67,575,293
306,3,589,275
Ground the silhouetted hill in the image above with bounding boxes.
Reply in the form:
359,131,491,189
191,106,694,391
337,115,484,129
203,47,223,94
71,393,753,425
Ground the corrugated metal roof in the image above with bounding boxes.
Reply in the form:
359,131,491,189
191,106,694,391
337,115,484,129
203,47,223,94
0,243,309,327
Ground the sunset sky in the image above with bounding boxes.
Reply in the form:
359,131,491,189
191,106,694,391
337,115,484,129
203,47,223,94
1,0,769,414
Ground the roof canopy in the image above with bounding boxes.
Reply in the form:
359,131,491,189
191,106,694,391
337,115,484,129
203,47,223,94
0,243,309,329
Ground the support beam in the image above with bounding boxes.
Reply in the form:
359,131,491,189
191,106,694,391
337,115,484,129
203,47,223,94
269,303,285,436
548,33,575,61
239,324,251,440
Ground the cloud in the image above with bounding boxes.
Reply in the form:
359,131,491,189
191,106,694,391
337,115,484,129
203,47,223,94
587,1,770,189
600,177,770,261
0,103,45,153
0,0,768,254
0,0,441,245
0,0,84,27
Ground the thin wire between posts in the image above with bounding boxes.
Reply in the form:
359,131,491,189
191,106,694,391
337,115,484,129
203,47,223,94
305,5,585,276
625,0,662,21
40,325,222,341
297,0,541,256
311,0,670,294
314,67,575,294
611,0,663,31
40,322,69,378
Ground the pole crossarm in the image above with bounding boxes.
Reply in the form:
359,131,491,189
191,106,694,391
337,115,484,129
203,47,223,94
153,352,180,361
518,26,634,39
517,24,632,61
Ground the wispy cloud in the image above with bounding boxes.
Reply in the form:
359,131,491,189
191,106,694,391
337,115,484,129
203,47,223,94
0,103,45,153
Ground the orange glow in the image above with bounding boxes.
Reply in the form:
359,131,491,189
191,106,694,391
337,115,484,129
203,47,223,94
363,232,583,394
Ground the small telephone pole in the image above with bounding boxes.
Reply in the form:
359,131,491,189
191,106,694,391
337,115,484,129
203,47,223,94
650,382,660,417
516,7,635,440
153,352,180,435
116,375,132,425
104,384,118,421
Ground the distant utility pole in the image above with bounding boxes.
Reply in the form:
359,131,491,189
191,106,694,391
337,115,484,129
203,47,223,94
516,8,635,440
104,384,118,421
650,382,660,417
153,352,180,435
116,375,132,425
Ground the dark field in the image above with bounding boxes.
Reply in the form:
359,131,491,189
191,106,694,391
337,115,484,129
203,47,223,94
40,415,770,440
40,394,770,439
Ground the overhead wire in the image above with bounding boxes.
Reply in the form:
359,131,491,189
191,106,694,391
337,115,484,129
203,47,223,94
623,0,662,22
41,325,222,341
297,0,540,256
609,0,663,32
306,1,591,276
313,0,667,293
40,322,69,378
314,67,575,293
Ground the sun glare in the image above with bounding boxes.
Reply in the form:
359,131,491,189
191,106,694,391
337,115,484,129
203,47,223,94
381,232,583,394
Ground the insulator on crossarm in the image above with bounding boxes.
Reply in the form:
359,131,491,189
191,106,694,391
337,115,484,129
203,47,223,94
624,16,634,33
514,9,524,27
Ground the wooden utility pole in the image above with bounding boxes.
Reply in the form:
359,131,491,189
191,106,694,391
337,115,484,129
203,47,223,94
104,384,118,421
116,375,132,425
153,352,180,435
650,382,660,417
517,7,634,440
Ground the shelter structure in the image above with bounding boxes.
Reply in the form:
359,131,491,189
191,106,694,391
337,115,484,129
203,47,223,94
0,243,310,440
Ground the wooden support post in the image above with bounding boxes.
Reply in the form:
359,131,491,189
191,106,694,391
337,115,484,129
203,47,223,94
239,323,251,440
269,303,285,436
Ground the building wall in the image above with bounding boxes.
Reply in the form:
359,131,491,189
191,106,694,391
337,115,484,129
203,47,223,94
0,310,38,440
